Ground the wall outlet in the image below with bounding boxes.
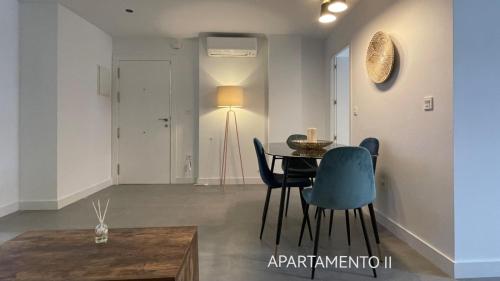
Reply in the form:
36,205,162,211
424,96,434,111
353,106,359,116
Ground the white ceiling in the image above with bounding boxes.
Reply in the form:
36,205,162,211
57,0,358,38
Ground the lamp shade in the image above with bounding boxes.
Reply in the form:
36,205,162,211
217,86,243,108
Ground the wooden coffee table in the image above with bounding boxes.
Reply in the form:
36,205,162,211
0,226,198,281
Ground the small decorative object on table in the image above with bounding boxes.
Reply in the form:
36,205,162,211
307,128,318,142
291,139,333,151
92,199,109,244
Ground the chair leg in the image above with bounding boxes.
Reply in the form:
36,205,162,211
298,191,313,246
358,208,377,278
285,187,291,217
368,203,380,244
311,207,323,279
304,201,313,241
299,204,306,247
314,207,326,218
345,209,351,246
354,209,357,218
328,210,334,237
259,187,272,240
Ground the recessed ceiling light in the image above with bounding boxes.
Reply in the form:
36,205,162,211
125,9,134,13
319,1,337,23
328,0,348,13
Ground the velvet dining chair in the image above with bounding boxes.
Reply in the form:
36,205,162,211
324,137,381,246
253,138,313,240
300,147,377,279
359,137,380,244
282,134,318,217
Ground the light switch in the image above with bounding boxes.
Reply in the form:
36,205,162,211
424,96,434,111
353,106,359,116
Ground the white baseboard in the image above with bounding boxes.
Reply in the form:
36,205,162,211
57,179,113,209
371,208,455,277
20,179,112,210
175,177,195,184
369,208,500,278
19,199,58,210
196,177,263,185
454,259,500,278
0,201,19,217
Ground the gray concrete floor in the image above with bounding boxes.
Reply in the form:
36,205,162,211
0,184,497,281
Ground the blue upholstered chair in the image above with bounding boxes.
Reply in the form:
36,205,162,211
360,137,380,244
301,147,377,279
282,134,318,217
324,137,381,246
360,138,379,172
285,134,318,178
253,138,313,240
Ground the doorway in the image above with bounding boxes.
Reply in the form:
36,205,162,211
117,60,172,184
330,47,351,145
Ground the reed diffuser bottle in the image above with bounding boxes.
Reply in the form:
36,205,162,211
92,199,109,244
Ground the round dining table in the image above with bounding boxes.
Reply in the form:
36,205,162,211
264,142,344,253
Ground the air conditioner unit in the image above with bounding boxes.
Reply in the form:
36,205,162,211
207,37,258,58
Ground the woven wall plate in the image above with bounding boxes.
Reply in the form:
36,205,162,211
366,31,395,84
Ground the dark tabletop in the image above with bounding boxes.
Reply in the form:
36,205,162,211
0,227,198,281
264,142,344,159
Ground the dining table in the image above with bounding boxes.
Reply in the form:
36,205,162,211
264,142,344,253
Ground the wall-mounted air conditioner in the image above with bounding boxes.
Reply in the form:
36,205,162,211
207,37,258,58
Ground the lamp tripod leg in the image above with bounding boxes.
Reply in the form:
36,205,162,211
220,110,230,186
232,111,245,184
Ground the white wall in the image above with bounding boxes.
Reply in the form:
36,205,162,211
268,36,303,142
19,1,59,207
113,38,198,183
325,0,454,275
57,5,113,205
301,37,327,137
0,0,19,217
268,35,326,143
453,0,500,277
19,2,113,209
198,35,268,184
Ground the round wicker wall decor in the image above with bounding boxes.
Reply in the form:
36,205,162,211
366,31,395,83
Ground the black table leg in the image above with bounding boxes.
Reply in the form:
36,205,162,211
270,156,277,173
274,157,289,254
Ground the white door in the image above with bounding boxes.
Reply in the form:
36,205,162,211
118,60,171,184
331,47,351,145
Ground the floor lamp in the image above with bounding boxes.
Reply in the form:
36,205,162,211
217,86,245,186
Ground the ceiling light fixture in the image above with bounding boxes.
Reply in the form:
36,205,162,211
328,0,348,13
319,0,337,24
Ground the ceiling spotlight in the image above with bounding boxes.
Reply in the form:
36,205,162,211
319,1,337,23
125,8,134,13
328,0,348,13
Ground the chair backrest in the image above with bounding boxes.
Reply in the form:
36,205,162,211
284,134,318,170
359,138,379,172
253,138,275,186
309,146,376,210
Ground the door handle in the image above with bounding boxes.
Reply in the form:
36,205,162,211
158,118,169,128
